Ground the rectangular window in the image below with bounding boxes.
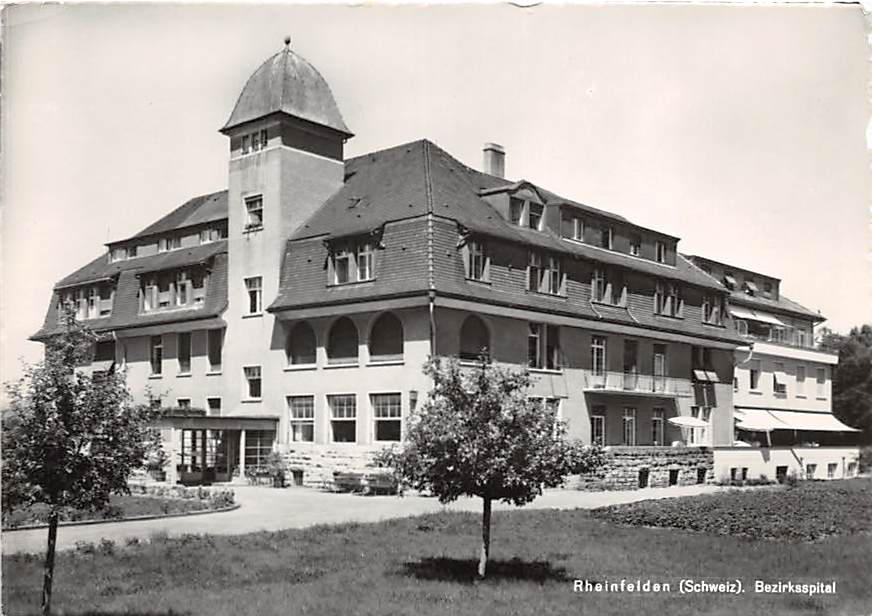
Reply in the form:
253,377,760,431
773,362,787,395
816,367,826,398
590,409,605,446
527,323,560,370
245,276,262,314
763,282,773,298
98,284,113,316
796,365,806,396
653,344,667,392
599,227,612,249
467,239,489,281
622,407,637,446
749,360,761,390
629,235,641,256
655,241,666,263
529,253,563,295
150,336,163,376
244,430,275,469
288,396,315,443
356,243,374,281
735,319,749,336
509,197,524,225
328,394,357,443
334,249,351,284
654,282,665,315
177,398,191,409
207,329,223,372
245,196,264,230
207,397,221,416
652,408,665,446
241,134,251,155
87,287,99,319
244,366,262,400
591,335,607,378
827,463,837,479
528,203,543,230
178,332,191,374
158,237,181,252
666,284,682,317
592,268,608,303
372,393,402,442
806,463,817,480
572,217,584,241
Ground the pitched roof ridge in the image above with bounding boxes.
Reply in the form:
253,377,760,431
345,138,428,165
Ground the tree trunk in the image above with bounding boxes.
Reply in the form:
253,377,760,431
477,496,492,579
42,508,59,616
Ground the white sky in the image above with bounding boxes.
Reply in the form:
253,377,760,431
2,3,870,389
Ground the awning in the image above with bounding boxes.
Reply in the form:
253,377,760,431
773,370,787,385
89,360,115,372
735,408,859,432
723,275,737,289
769,410,859,432
744,281,759,294
692,369,709,381
752,311,786,327
728,305,786,327
729,306,757,320
705,370,719,383
734,408,781,432
668,416,709,428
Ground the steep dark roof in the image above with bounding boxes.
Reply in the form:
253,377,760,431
109,191,228,246
56,241,228,289
291,139,722,292
33,252,229,340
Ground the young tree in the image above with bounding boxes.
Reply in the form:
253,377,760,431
2,309,161,615
391,356,603,578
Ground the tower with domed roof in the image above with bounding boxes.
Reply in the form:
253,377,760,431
220,39,352,414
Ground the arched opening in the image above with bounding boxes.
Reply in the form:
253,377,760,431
368,313,404,362
286,321,316,365
459,315,490,361
327,317,359,365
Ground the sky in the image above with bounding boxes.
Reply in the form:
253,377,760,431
2,3,870,391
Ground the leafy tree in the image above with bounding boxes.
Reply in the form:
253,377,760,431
391,356,604,578
2,309,161,615
818,324,872,442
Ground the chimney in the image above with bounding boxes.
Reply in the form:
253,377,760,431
482,142,505,178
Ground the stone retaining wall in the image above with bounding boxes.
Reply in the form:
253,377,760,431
280,446,382,489
570,447,714,491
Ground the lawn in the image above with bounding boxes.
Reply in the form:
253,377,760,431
3,483,871,616
2,495,217,530
591,478,872,541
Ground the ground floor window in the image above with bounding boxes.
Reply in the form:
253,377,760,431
652,407,665,446
244,430,275,469
622,407,637,446
827,462,837,479
590,408,605,446
328,394,357,443
371,393,402,442
806,463,817,480
289,395,315,442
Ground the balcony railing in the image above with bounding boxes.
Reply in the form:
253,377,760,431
582,370,692,397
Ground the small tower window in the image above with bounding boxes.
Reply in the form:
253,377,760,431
245,196,263,231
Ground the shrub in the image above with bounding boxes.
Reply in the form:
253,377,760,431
124,536,140,548
98,538,116,555
859,445,872,473
74,541,96,555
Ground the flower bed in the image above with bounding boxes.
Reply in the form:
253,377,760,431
590,478,872,542
3,485,235,530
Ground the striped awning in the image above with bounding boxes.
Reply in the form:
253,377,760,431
735,408,859,433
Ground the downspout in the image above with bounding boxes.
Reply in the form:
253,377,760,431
423,141,436,355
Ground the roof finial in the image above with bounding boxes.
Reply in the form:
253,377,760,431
284,35,291,49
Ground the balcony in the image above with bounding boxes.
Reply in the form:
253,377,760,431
582,370,692,398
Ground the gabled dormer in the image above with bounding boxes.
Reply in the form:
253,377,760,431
480,181,552,232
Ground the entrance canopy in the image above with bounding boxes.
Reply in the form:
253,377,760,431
735,408,858,433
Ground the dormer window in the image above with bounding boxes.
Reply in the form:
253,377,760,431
592,268,626,306
464,239,490,282
508,197,544,230
655,241,666,263
245,196,264,231
528,251,562,295
528,203,543,230
330,238,376,285
744,280,758,296
723,273,736,290
572,217,584,241
200,227,227,244
158,236,181,253
110,246,136,262
762,282,773,298
630,235,641,256
654,281,683,317
600,227,613,250
140,267,208,314
702,294,723,325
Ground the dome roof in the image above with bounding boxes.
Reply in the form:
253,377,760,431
222,46,352,136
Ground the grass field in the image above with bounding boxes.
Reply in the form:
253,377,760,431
3,482,871,616
2,495,215,530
